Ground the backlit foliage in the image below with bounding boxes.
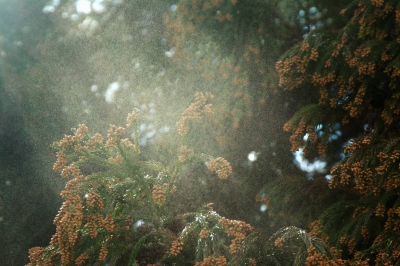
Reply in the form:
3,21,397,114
27,97,243,266
161,0,292,159
26,95,332,265
279,0,400,156
16,0,400,265
278,0,400,264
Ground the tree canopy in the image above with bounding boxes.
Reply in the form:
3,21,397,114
1,0,400,265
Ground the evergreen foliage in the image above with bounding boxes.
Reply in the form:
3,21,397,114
0,0,398,265
277,0,400,264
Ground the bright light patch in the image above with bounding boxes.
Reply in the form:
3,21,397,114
309,6,318,14
294,148,327,174
260,204,267,212
42,5,55,13
248,151,258,162
139,123,147,131
80,17,93,28
92,0,106,13
134,220,144,229
104,82,119,103
76,0,91,14
146,129,157,139
165,47,175,57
